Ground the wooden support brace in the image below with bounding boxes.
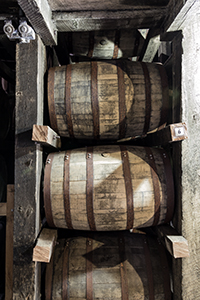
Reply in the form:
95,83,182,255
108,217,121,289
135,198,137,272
155,225,189,258
32,124,61,149
0,202,7,216
5,184,14,300
33,228,57,263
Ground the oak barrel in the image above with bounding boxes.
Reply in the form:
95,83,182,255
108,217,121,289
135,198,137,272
48,61,169,139
66,29,145,59
44,145,174,230
45,232,172,299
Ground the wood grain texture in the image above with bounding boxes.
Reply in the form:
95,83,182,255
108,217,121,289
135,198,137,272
155,225,189,258
14,35,45,300
33,228,57,263
44,145,174,231
49,0,169,11
48,61,169,139
45,233,171,300
0,202,6,216
66,29,145,59
5,185,14,300
32,125,61,148
17,0,57,45
53,9,167,32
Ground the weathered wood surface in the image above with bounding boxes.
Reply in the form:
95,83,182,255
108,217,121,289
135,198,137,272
167,1,200,299
155,225,189,258
44,145,174,231
33,228,57,263
14,36,45,300
0,203,6,216
53,9,167,32
127,122,188,147
17,0,57,45
5,184,14,300
32,125,61,149
66,29,145,59
48,61,169,139
45,232,171,299
49,0,170,11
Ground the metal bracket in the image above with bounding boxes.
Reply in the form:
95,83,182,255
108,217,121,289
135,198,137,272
3,20,35,43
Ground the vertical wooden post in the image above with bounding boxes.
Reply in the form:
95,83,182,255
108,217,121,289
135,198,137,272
5,185,14,300
14,35,45,299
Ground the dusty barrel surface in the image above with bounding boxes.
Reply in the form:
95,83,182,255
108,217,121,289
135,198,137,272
45,232,172,300
48,61,169,140
66,29,145,59
44,145,174,231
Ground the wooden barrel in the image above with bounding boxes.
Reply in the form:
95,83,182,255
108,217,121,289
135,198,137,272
66,29,145,59
48,61,169,139
44,145,174,230
45,232,172,299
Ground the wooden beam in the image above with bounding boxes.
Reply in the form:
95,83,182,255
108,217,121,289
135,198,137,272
138,27,161,62
0,202,6,216
17,0,57,45
5,184,14,300
163,0,197,32
48,0,170,11
53,9,167,32
32,125,61,149
119,123,188,147
155,225,189,258
14,35,45,300
33,228,57,263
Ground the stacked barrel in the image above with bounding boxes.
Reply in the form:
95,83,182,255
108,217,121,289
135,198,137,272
44,30,174,299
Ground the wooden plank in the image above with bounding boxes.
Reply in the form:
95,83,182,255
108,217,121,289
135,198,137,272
155,225,189,258
53,9,167,32
14,35,45,300
119,123,188,147
0,203,6,216
138,27,161,62
33,228,57,263
163,0,197,32
48,0,170,11
17,0,57,45
5,184,14,300
32,125,61,149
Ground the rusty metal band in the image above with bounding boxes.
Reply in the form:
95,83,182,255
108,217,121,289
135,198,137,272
140,62,151,134
157,240,172,299
65,64,74,138
120,146,134,230
88,31,95,58
63,150,73,230
118,234,129,300
48,68,58,133
160,149,174,223
44,153,56,228
45,250,54,300
86,147,96,231
117,62,126,139
157,63,169,127
113,29,120,59
86,237,93,300
143,237,154,300
91,61,100,140
62,241,70,300
145,148,161,226
132,30,140,57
